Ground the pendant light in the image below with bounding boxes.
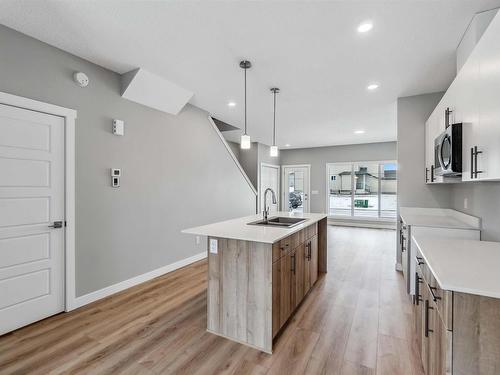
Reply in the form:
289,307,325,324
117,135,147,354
270,87,280,157
240,60,252,149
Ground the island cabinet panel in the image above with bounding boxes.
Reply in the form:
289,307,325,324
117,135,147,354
207,237,273,353
206,218,328,354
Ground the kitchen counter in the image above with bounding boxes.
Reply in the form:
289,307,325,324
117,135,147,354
182,211,327,243
399,207,480,230
183,212,328,353
412,235,500,299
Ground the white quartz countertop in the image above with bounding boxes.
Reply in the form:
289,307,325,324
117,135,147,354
399,207,480,230
412,235,500,299
182,212,327,244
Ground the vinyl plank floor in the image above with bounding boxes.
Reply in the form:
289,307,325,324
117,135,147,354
0,226,424,375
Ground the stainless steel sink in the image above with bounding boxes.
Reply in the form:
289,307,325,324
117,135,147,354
247,216,307,228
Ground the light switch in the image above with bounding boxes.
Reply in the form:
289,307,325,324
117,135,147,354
112,119,124,136
112,176,120,188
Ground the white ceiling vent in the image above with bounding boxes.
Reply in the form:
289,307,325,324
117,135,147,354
121,68,193,115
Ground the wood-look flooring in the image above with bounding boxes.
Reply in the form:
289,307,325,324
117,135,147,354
0,226,425,375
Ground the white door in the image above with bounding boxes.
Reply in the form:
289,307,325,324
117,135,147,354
260,163,280,214
283,165,310,213
0,103,65,335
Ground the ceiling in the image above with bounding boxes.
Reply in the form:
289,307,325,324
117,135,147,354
2,0,500,149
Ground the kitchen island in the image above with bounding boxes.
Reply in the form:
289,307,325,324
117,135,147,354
183,212,328,353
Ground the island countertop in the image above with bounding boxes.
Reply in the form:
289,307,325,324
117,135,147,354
182,211,327,243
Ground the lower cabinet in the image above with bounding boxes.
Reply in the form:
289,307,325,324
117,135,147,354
414,249,500,375
272,224,319,337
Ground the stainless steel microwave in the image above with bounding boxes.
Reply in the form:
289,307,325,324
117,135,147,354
434,123,462,176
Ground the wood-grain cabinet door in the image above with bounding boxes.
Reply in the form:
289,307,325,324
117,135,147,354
279,252,292,328
295,245,305,307
414,269,423,353
303,242,311,293
428,299,445,375
309,235,318,286
421,284,431,375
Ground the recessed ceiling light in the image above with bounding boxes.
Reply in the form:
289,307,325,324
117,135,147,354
285,144,291,147
357,21,373,33
227,101,236,107
367,83,379,91
354,130,365,134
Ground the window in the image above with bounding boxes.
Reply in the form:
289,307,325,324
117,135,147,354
326,161,397,220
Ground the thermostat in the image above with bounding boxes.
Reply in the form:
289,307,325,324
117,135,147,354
112,119,124,136
111,168,121,177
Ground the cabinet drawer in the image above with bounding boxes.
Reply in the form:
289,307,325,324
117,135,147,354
290,230,303,250
305,223,317,240
273,237,291,263
417,250,452,330
428,277,452,331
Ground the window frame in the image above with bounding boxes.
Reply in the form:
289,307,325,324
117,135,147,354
325,160,397,221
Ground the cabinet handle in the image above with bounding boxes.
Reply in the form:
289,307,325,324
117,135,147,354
429,286,442,302
415,256,424,265
431,165,434,182
291,254,296,274
401,236,406,252
425,167,429,183
425,299,434,337
306,242,312,260
470,147,475,179
415,273,423,306
474,146,483,178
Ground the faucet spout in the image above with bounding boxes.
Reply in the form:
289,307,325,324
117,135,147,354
263,188,277,222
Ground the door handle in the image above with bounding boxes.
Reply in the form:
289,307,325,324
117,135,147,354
48,221,63,229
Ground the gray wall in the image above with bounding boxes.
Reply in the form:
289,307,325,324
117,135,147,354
397,93,450,209
238,142,259,190
451,183,500,241
280,142,397,213
0,25,255,296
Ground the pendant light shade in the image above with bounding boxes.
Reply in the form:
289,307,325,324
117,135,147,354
240,60,252,149
270,145,279,157
270,87,280,157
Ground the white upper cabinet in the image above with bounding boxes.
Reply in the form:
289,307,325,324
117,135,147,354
425,11,500,183
474,16,500,181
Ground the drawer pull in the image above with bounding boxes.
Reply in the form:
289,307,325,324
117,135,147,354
429,286,442,301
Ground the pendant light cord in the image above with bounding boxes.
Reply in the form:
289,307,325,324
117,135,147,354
273,90,276,145
244,67,247,135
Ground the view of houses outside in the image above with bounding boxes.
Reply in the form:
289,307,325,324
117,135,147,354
327,162,397,219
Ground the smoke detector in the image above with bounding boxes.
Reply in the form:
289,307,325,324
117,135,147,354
73,72,89,87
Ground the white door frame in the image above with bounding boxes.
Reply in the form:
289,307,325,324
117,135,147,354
0,91,77,311
281,164,311,213
258,162,280,213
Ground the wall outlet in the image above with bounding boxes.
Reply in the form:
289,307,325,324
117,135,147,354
209,239,218,254
464,197,468,209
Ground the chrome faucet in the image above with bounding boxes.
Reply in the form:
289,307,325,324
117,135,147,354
263,188,277,222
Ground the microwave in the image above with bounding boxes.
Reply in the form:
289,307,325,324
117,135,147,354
434,123,462,176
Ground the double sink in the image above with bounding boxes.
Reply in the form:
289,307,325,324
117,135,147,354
247,216,307,228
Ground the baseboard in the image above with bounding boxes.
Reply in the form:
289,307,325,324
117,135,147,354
71,252,206,310
328,219,396,230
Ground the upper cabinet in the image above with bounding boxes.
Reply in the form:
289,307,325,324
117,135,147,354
425,11,500,183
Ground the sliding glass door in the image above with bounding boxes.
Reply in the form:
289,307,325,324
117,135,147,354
327,161,397,220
